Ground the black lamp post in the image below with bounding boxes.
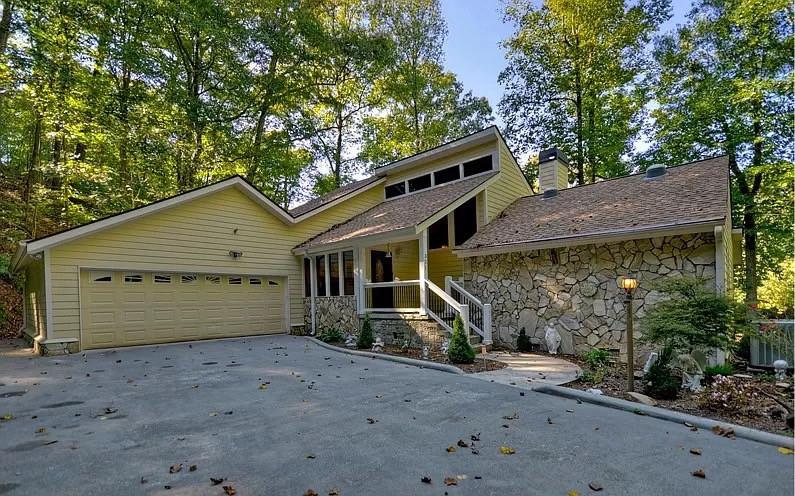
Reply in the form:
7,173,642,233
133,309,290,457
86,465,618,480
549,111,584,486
619,272,639,392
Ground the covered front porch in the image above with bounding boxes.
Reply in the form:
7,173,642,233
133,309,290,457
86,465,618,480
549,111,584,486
294,176,497,346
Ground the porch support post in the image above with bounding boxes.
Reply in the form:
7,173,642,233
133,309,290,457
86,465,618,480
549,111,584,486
460,303,470,344
309,256,317,336
356,246,366,315
419,230,428,315
483,303,493,346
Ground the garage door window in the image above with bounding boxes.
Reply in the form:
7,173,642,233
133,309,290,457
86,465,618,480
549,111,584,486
90,271,112,283
229,276,242,285
154,274,172,284
181,274,198,284
249,277,262,285
268,280,279,286
206,275,221,284
124,273,143,283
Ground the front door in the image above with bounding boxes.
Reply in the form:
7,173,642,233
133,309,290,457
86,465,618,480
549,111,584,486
370,250,393,309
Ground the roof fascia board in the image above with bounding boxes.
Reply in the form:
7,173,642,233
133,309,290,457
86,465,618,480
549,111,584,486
292,178,385,221
293,227,416,256
375,127,498,177
454,219,724,258
415,174,500,233
25,177,294,255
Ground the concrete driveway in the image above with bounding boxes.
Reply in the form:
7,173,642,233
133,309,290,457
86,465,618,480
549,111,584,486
0,335,792,496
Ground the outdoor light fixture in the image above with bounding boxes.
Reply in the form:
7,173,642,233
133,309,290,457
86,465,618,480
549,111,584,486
620,272,638,392
228,250,243,259
385,243,392,258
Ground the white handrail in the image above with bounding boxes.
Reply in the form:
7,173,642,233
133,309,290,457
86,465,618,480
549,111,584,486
448,278,483,310
425,279,462,311
364,280,421,288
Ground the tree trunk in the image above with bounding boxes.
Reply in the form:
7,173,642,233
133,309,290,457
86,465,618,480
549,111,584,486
727,145,762,304
0,0,12,57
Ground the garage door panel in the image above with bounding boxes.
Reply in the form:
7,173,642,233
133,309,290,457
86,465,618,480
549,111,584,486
81,270,285,349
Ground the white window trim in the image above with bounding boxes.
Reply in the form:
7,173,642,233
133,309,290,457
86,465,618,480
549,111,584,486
383,153,495,201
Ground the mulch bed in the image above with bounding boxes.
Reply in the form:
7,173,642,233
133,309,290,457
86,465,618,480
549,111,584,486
566,356,794,436
321,341,508,374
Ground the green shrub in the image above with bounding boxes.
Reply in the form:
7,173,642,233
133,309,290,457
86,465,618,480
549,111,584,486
583,348,611,369
357,314,374,349
448,314,475,364
704,363,734,383
641,277,750,354
319,328,344,343
516,328,533,352
579,368,605,385
643,348,680,400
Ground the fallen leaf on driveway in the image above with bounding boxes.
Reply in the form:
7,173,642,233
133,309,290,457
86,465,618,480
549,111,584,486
305,454,316,459
567,491,580,496
421,476,431,484
692,469,706,478
710,425,735,439
443,477,457,486
546,417,554,424
778,447,794,455
210,477,224,485
499,446,515,455
470,433,480,442
169,464,182,474
684,421,694,428
446,446,456,453
2,414,14,421
209,412,219,417
588,481,603,491
35,427,46,433
502,412,518,420
457,440,469,448
223,485,237,495
104,407,118,415
259,383,268,390
189,464,197,472
366,417,376,424
303,490,318,496
328,488,340,495
689,448,702,456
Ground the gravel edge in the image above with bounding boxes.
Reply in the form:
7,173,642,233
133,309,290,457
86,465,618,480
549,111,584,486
535,384,795,448
305,337,465,375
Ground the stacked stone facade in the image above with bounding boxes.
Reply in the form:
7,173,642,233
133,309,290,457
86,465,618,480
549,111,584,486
465,233,716,355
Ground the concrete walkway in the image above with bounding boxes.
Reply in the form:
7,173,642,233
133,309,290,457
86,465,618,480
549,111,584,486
473,351,581,389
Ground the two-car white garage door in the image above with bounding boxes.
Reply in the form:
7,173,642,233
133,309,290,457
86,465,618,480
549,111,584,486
79,270,285,349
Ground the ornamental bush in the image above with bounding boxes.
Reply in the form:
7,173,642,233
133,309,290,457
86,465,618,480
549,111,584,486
641,277,749,354
357,314,374,349
448,314,475,364
516,328,533,352
319,328,344,343
642,347,680,400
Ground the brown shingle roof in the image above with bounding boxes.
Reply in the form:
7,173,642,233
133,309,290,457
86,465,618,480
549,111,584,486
296,172,498,251
289,176,382,217
459,156,730,252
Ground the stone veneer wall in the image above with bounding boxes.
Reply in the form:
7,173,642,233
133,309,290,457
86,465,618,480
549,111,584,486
465,233,716,355
303,296,358,335
302,296,447,349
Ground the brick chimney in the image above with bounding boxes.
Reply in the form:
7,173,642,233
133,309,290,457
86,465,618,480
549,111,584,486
538,147,569,195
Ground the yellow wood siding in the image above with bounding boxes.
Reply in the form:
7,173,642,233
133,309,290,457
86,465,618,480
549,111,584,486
24,258,47,339
384,142,497,186
367,240,419,281
428,248,462,287
487,140,533,220
48,185,384,341
538,160,567,191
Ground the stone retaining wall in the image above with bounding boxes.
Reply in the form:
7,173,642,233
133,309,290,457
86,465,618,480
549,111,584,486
368,315,447,350
465,233,716,356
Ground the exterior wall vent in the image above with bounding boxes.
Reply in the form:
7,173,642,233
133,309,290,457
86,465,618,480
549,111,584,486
645,164,667,179
543,189,558,199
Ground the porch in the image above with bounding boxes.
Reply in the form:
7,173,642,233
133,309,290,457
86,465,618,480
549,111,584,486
303,235,493,346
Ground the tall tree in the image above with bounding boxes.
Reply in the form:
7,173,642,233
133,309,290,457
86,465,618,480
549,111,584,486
361,0,492,166
499,0,670,184
299,0,393,193
648,0,793,303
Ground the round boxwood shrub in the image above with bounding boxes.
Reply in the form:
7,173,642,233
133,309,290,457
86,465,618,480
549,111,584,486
357,314,374,349
448,314,475,364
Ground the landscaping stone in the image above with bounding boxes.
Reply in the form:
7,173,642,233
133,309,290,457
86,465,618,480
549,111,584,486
465,233,716,354
626,392,657,407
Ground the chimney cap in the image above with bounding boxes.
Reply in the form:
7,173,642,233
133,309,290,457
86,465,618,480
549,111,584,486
539,147,570,165
645,163,667,179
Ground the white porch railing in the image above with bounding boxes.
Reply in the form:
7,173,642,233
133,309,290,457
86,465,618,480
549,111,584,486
445,276,492,345
424,279,469,339
363,280,421,313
